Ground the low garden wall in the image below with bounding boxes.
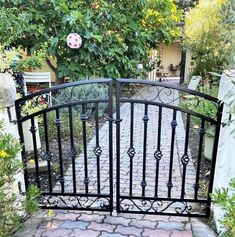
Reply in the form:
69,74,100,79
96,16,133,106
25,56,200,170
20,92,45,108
213,71,235,233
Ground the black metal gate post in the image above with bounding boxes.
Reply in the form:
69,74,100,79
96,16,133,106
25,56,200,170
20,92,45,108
115,80,121,213
206,102,224,217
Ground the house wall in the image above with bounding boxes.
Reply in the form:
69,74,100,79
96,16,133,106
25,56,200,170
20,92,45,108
32,58,57,83
0,73,26,212
158,42,182,77
213,71,235,234
21,50,57,83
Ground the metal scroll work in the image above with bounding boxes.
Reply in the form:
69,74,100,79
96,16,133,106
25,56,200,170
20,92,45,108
39,195,110,211
115,79,223,218
119,81,219,120
118,198,196,215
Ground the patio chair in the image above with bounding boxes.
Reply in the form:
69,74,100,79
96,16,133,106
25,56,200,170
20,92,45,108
23,72,52,106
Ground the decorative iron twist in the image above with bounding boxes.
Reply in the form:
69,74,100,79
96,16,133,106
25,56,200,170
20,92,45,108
94,146,102,157
154,150,162,160
127,147,136,158
181,154,190,166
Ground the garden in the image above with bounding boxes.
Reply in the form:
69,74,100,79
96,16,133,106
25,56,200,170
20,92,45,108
0,0,235,237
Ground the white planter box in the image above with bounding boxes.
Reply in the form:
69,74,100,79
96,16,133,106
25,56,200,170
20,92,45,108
204,136,214,161
23,119,41,152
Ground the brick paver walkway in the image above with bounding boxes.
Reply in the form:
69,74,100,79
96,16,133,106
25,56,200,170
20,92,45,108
14,81,217,237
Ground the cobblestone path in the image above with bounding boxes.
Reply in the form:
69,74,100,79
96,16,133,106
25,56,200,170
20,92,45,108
14,81,217,237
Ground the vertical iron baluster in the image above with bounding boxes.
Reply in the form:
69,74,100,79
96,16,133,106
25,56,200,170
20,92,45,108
69,106,77,194
127,102,135,196
167,109,177,198
154,106,163,197
30,117,41,188
180,114,191,199
116,81,121,212
81,104,89,193
141,104,149,197
108,81,113,213
94,103,101,194
206,103,223,217
194,119,205,200
55,109,64,193
43,113,52,193
15,102,29,190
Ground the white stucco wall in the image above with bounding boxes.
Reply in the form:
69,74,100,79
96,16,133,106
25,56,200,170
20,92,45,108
0,73,26,201
213,71,235,234
158,42,182,77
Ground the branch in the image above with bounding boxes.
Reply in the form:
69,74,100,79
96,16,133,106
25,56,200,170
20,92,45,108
46,57,57,73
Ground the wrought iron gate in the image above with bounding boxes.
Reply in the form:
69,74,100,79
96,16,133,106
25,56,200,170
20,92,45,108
15,79,223,217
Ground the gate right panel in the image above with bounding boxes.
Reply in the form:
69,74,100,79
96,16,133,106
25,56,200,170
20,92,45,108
115,79,223,217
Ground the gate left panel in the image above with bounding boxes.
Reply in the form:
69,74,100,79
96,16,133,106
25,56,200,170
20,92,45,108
15,79,113,212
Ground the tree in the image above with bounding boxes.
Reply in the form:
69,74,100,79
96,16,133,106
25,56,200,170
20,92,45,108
184,0,232,78
0,0,182,83
176,0,198,12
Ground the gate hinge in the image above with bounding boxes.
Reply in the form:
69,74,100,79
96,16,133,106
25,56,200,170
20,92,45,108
18,181,26,196
7,107,18,124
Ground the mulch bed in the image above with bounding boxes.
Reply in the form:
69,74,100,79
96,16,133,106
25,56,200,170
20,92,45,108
182,114,212,198
27,118,106,191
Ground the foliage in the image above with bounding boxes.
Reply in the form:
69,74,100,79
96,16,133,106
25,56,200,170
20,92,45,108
0,45,18,73
22,99,47,117
40,111,86,140
0,44,46,75
0,121,40,237
211,178,235,237
0,0,182,82
54,84,109,117
24,185,40,215
176,0,198,12
184,0,231,79
180,85,218,137
14,47,47,72
220,0,235,68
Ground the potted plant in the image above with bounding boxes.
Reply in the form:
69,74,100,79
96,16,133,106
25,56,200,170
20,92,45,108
181,84,218,161
204,123,216,161
168,63,179,76
21,99,47,152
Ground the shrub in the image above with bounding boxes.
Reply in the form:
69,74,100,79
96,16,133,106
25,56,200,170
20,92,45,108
41,111,85,140
54,83,109,118
0,121,40,237
211,178,235,237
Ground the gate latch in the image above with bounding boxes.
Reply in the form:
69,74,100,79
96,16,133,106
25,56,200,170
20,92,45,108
111,118,122,124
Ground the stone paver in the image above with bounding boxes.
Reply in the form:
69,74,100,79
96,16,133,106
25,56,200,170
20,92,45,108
157,221,185,231
41,228,72,237
171,230,193,237
71,229,100,237
115,225,142,236
61,220,89,229
13,81,217,237
142,228,171,237
88,222,116,233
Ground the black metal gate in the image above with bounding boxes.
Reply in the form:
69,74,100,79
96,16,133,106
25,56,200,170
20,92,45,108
15,79,223,217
